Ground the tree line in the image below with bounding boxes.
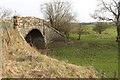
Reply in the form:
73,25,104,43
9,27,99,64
41,0,120,42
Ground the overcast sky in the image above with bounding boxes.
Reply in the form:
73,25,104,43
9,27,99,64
0,0,98,22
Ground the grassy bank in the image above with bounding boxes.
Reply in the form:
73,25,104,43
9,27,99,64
2,25,97,78
47,26,118,78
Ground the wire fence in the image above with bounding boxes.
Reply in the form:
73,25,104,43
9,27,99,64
88,66,118,80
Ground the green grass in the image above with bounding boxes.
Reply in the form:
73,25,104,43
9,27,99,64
47,26,118,78
0,22,11,24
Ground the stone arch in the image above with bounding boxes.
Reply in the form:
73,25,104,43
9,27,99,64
25,29,45,49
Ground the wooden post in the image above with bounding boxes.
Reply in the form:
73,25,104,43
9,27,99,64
114,72,117,80
102,71,104,80
13,16,17,27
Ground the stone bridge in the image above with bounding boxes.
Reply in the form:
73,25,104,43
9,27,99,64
13,16,65,49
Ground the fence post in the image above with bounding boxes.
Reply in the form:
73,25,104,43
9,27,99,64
102,71,104,80
114,72,117,80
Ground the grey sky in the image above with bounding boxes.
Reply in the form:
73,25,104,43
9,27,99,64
0,0,98,22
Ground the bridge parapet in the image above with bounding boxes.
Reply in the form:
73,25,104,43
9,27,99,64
13,16,44,28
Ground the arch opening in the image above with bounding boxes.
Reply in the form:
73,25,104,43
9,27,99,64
25,29,45,49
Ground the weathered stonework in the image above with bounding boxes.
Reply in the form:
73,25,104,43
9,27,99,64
13,16,65,48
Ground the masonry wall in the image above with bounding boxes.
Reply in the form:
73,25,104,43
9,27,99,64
13,16,65,44
13,16,44,37
44,25,65,43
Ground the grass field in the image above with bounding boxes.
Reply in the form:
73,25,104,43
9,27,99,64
47,25,118,78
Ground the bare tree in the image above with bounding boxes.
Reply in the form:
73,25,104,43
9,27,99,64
93,22,108,34
71,23,88,40
76,24,86,40
91,0,120,42
0,7,13,19
41,0,75,37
